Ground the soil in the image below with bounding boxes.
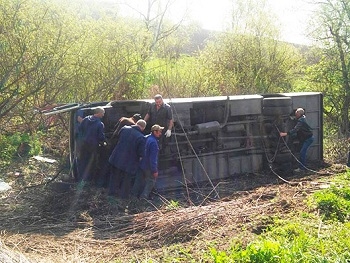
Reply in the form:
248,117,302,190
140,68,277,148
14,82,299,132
0,156,345,262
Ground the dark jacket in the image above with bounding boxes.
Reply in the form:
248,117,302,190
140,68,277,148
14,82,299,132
147,102,172,130
109,125,145,175
110,117,135,147
288,115,313,143
79,115,105,149
140,133,159,173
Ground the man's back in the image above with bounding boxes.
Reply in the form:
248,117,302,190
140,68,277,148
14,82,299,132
80,115,105,149
109,125,145,174
140,133,159,173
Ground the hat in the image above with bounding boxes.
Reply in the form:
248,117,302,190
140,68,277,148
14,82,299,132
151,124,164,131
132,113,142,121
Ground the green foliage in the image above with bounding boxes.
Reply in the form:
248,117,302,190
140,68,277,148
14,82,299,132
305,0,350,135
165,200,180,211
210,239,285,263
209,247,230,262
198,33,303,95
206,217,350,262
205,172,350,263
316,190,349,222
158,245,196,263
244,240,282,262
311,185,350,222
144,56,222,98
304,51,347,134
323,136,348,164
0,132,42,164
29,132,43,156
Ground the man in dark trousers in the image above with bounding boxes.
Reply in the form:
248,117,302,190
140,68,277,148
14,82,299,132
78,106,106,184
280,108,314,172
138,124,164,200
100,113,142,189
108,119,146,199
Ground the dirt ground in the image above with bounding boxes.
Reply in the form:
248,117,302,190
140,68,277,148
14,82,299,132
0,156,344,262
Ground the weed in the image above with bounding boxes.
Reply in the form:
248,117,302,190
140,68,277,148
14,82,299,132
312,186,350,222
208,247,230,263
166,200,180,211
0,132,43,164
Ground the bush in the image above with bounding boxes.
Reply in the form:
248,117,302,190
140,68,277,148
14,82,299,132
0,132,43,164
323,136,348,164
312,185,350,222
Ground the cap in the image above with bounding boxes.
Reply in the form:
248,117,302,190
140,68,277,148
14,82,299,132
151,124,164,131
132,113,142,121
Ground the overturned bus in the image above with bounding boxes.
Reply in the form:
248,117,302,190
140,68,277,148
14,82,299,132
45,92,323,191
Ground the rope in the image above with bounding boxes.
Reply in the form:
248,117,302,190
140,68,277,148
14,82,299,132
161,84,331,194
259,120,329,185
260,133,282,163
259,123,295,184
162,82,220,200
273,124,335,176
171,111,194,204
273,124,319,173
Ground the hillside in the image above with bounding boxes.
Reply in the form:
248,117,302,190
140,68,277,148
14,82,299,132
0,156,342,262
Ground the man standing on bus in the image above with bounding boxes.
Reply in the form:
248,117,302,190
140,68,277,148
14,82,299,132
144,94,173,139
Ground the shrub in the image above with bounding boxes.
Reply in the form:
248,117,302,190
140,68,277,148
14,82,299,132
312,186,350,222
0,132,42,164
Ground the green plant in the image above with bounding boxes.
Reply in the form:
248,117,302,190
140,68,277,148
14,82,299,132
28,132,43,156
0,132,43,164
312,186,350,222
165,200,180,211
209,247,230,263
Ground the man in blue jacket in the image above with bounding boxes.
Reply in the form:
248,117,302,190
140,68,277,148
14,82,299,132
280,108,314,172
78,107,106,184
108,119,146,199
139,124,164,200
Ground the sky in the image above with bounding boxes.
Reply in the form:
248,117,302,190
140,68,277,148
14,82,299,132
185,0,316,45
103,0,317,45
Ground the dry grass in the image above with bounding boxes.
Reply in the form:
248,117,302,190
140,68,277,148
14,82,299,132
0,155,344,262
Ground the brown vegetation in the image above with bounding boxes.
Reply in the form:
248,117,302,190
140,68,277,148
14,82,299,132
0,155,342,262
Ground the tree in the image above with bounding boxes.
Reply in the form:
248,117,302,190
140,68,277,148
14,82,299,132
116,0,192,97
0,0,79,131
307,0,350,136
186,0,303,95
